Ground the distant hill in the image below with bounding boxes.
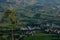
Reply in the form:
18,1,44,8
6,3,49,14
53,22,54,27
0,0,60,26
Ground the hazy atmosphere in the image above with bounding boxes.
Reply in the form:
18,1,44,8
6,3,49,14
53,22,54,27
0,0,60,40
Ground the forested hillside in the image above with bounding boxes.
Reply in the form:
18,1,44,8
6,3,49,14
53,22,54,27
0,0,60,40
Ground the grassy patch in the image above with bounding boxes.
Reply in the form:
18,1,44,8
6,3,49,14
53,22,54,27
23,33,60,40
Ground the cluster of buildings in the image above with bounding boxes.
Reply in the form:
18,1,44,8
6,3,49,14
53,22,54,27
43,23,60,34
18,22,60,35
0,22,60,35
20,26,41,36
45,27,60,34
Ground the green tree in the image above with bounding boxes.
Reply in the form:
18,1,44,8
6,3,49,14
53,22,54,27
5,8,17,40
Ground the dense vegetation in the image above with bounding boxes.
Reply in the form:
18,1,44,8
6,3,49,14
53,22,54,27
0,0,60,40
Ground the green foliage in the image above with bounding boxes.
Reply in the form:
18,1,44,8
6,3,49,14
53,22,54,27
4,8,17,29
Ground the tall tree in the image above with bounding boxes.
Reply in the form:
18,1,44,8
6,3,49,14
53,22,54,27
5,8,17,40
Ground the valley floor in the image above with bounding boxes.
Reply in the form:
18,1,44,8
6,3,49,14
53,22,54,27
0,32,60,40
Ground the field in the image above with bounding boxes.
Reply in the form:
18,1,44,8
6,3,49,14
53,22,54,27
0,32,60,40
23,33,60,40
